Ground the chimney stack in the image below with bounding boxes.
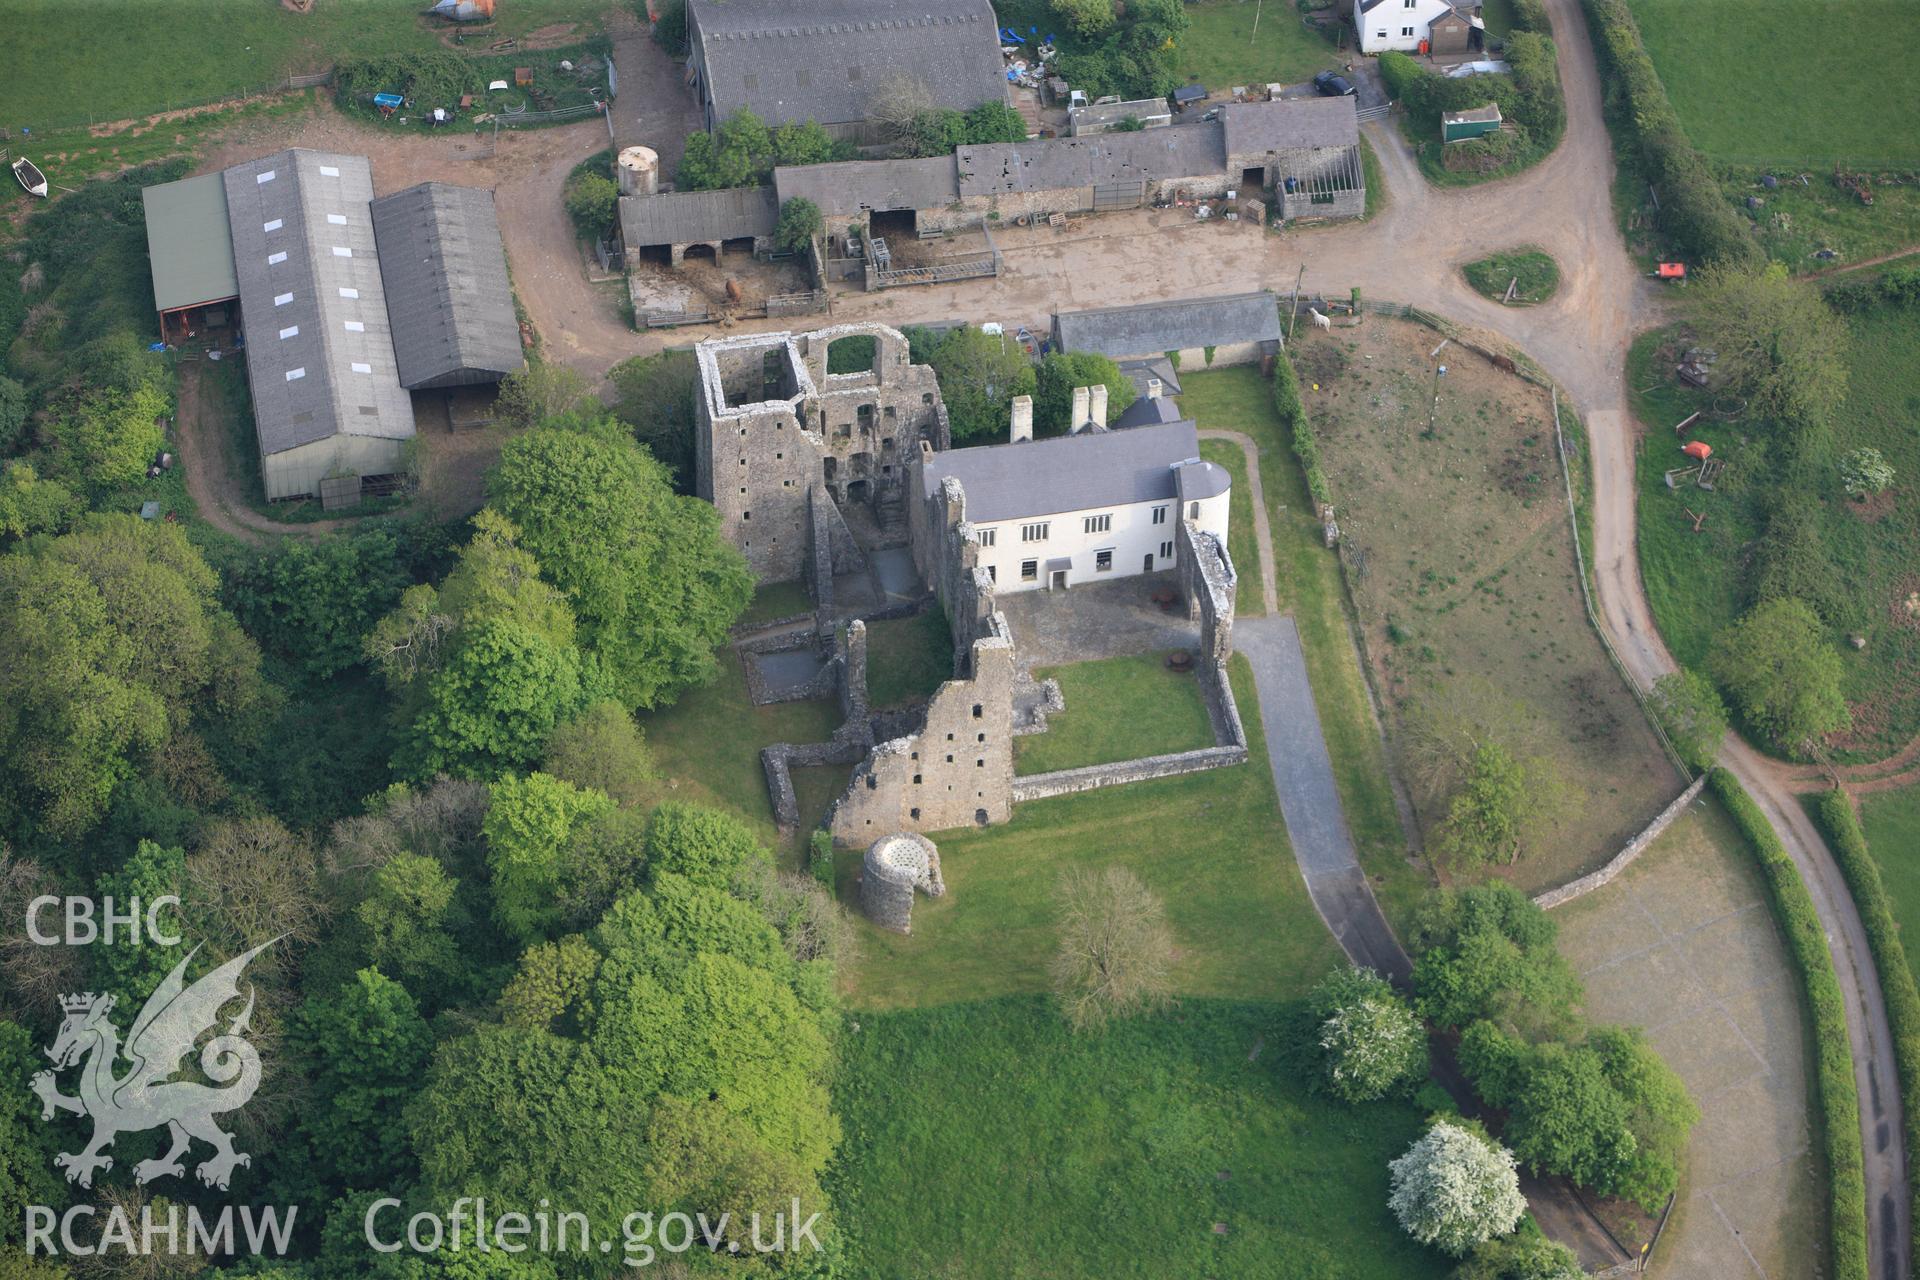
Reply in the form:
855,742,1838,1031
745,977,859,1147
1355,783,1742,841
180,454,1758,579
1089,383,1108,429
1010,395,1033,443
1146,377,1162,400
1070,386,1090,433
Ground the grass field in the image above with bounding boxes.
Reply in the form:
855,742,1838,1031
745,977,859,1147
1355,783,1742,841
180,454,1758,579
1862,785,1920,987
1173,0,1347,91
864,609,953,710
840,658,1342,1009
1631,302,1920,759
0,0,608,134
1463,248,1561,305
1014,653,1218,775
1300,318,1679,893
1178,367,1427,931
739,581,813,626
1199,438,1263,615
1623,0,1920,167
829,998,1446,1280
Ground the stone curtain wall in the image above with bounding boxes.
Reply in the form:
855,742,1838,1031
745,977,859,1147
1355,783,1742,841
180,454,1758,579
1534,775,1709,909
1016,519,1249,802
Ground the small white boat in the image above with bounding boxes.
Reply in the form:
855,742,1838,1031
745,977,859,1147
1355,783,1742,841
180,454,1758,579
11,155,48,198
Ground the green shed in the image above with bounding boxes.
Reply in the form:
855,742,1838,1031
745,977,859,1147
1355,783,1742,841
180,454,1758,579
1441,104,1502,144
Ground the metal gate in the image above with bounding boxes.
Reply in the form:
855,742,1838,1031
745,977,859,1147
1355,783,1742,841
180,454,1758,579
1091,181,1145,212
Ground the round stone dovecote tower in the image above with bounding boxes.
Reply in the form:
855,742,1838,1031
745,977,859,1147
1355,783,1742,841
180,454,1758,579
860,833,945,934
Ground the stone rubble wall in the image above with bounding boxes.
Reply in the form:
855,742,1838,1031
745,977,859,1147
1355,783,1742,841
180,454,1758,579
1534,774,1709,909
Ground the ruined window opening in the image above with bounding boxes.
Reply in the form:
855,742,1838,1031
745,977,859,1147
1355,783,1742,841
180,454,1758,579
910,807,920,820
975,809,988,826
913,774,922,785
866,775,877,791
987,565,997,582
946,755,954,764
977,732,985,742
972,704,983,718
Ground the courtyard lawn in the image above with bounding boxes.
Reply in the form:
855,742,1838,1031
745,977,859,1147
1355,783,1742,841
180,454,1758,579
1463,248,1560,305
1178,367,1427,932
739,581,813,626
1862,785,1920,988
1199,437,1264,616
1632,301,1920,759
639,647,841,850
864,608,953,709
0,0,610,134
1623,0,1920,167
840,658,1343,1009
829,997,1447,1280
1014,652,1218,776
1297,318,1680,894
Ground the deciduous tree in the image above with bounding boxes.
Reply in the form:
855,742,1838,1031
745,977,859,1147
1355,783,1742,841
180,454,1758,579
924,326,1038,443
1687,264,1849,428
1308,966,1429,1102
1707,597,1851,752
294,968,432,1189
1388,1120,1527,1255
1033,351,1135,435
542,700,655,808
489,421,752,710
609,351,699,492
1649,669,1728,771
1049,866,1174,1031
644,802,765,889
484,771,617,942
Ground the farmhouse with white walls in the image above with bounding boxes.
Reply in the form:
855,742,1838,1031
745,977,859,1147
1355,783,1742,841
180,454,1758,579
1353,0,1484,55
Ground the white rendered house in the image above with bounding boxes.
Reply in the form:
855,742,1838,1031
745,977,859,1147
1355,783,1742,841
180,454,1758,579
917,404,1230,594
1354,0,1483,55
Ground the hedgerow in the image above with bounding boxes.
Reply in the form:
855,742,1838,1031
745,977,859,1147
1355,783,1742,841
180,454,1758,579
1708,769,1867,1280
1811,787,1920,1273
1272,345,1330,507
1579,0,1762,268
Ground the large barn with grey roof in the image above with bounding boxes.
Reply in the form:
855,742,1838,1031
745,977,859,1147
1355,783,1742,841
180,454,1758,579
143,149,520,504
684,0,1009,143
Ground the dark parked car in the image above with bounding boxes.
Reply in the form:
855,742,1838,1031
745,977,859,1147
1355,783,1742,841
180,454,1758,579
1314,71,1357,97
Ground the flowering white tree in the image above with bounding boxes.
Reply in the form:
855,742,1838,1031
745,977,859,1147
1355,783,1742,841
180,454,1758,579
1308,966,1429,1102
1389,1120,1527,1255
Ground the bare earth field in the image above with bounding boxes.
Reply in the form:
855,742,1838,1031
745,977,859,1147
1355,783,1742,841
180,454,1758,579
1300,317,1680,894
1555,799,1824,1279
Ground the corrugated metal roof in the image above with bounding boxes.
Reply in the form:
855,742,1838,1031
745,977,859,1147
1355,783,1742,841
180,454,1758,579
1054,293,1282,360
223,149,415,456
772,156,959,218
922,421,1205,524
956,127,1227,197
1221,97,1360,155
370,182,524,390
142,173,239,312
618,185,777,247
689,0,1007,127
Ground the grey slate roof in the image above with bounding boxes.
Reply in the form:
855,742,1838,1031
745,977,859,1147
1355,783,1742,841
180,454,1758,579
922,421,1206,524
142,173,239,312
1221,97,1359,156
1054,293,1282,360
689,0,1007,127
956,126,1227,197
1118,356,1182,400
223,149,415,456
773,156,959,218
619,186,777,248
370,182,524,389
1112,391,1183,430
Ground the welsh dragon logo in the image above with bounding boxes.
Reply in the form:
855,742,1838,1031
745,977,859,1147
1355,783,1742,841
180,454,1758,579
30,940,276,1191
